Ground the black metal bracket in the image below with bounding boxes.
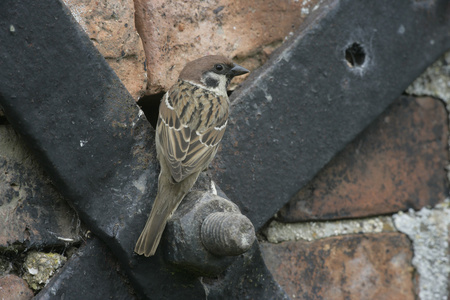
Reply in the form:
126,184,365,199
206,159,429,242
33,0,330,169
0,0,448,298
214,0,450,230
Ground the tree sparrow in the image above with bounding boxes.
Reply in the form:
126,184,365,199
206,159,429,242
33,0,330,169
135,55,249,256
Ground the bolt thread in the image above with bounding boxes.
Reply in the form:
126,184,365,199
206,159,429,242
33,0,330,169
201,212,255,256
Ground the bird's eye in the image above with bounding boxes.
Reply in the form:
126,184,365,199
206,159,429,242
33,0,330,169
215,64,224,71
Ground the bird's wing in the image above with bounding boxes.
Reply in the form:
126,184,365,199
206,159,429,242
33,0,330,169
181,110,228,179
157,81,228,183
157,87,192,182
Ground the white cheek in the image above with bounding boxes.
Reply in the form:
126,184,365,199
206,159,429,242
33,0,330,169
217,76,228,92
201,72,228,97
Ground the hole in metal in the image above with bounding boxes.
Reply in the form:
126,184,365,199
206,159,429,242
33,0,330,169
345,42,366,68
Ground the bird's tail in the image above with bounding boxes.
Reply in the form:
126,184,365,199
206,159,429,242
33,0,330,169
134,171,198,257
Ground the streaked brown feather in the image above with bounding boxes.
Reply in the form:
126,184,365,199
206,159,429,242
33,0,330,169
158,80,229,183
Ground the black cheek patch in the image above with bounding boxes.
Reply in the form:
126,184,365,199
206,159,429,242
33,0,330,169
205,77,219,88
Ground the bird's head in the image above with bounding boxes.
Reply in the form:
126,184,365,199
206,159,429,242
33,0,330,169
179,55,249,96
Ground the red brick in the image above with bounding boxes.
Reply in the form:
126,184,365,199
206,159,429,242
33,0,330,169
260,233,415,300
0,275,34,300
278,96,448,222
134,0,322,93
62,0,147,100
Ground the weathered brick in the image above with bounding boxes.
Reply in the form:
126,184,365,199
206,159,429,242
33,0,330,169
260,233,415,300
133,0,322,93
62,0,147,100
0,275,34,300
278,96,448,222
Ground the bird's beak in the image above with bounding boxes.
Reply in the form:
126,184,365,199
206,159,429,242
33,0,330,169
230,64,250,77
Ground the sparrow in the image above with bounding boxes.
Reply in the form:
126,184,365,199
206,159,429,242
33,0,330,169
135,55,249,257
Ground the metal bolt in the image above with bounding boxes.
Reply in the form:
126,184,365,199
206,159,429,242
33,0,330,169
163,174,256,275
201,212,255,256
